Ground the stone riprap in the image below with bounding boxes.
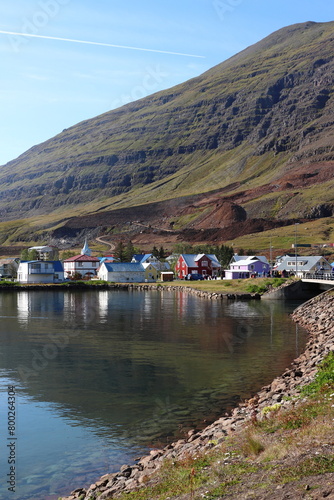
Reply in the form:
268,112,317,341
60,289,334,500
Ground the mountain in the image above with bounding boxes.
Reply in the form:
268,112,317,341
1,21,334,244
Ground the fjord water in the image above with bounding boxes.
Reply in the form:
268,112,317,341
0,289,308,500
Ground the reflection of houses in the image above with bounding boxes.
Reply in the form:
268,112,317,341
17,290,65,323
17,261,65,283
175,254,221,279
225,256,270,279
0,258,20,278
274,255,332,278
98,262,158,282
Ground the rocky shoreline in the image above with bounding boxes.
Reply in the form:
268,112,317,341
59,288,334,500
0,281,261,301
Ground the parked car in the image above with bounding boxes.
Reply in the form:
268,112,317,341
185,273,204,280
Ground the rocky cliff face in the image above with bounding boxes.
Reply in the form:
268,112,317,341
0,21,334,227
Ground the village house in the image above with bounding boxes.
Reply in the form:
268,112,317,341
98,262,158,282
229,254,269,266
63,254,100,279
63,240,100,279
224,256,270,279
0,258,20,279
28,245,59,260
175,254,221,279
273,255,332,278
131,254,171,278
17,261,65,284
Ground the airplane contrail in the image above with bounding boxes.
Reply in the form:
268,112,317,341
0,30,205,58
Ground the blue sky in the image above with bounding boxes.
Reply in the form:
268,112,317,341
0,0,333,165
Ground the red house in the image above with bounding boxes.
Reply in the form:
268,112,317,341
175,254,221,279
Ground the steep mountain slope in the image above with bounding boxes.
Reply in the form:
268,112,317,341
1,21,334,239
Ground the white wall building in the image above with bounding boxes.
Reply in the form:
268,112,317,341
98,262,158,282
17,261,65,284
63,255,100,279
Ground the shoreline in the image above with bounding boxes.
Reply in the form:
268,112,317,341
59,289,334,500
0,281,260,300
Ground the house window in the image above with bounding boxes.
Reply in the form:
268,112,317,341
78,262,84,267
31,263,41,270
202,261,208,267
287,261,307,267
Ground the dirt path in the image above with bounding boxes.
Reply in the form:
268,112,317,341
95,235,115,252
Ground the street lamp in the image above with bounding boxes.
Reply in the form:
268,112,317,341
269,236,273,277
294,223,299,277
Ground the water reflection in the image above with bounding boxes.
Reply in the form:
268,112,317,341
0,289,308,500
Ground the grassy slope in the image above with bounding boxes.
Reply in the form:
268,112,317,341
114,345,334,500
1,22,334,235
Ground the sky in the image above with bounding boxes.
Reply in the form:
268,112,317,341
0,0,333,166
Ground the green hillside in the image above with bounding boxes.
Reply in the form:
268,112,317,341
0,21,334,244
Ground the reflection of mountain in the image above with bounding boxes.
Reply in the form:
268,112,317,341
0,290,306,444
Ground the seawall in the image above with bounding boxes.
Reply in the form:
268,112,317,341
60,289,334,500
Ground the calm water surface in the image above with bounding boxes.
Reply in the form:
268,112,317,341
0,289,308,500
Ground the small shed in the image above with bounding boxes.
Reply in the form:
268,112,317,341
160,271,174,282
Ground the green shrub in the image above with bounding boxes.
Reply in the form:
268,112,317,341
301,351,334,396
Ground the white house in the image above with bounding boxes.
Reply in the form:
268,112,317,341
230,254,269,265
274,255,332,277
98,262,158,282
63,254,100,279
28,246,58,260
17,261,65,284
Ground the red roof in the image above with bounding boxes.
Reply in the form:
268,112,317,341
63,254,100,262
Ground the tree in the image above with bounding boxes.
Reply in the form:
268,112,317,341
20,249,39,261
124,241,135,262
61,250,76,260
50,248,59,260
152,246,159,258
114,241,126,262
158,246,166,259
7,262,18,279
20,249,29,261
218,245,234,269
28,249,39,261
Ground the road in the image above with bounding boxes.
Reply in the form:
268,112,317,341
95,235,115,252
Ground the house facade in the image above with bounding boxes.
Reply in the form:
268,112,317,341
17,261,65,284
0,258,20,278
98,262,158,282
132,254,171,279
175,254,221,279
225,256,270,279
28,246,58,260
273,255,332,278
63,255,100,279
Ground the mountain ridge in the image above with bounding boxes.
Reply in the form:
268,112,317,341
1,21,334,243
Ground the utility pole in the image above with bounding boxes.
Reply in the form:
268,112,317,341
295,223,299,277
269,236,273,277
